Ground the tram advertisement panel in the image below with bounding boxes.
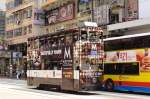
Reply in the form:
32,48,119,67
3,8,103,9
62,45,73,79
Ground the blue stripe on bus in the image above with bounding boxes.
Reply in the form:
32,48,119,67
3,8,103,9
114,86,150,93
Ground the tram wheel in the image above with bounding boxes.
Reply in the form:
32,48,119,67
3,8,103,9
105,79,114,91
37,84,45,90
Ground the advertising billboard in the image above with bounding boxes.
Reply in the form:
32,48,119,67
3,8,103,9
46,3,74,25
105,49,150,72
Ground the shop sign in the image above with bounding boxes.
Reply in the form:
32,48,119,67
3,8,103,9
33,9,45,25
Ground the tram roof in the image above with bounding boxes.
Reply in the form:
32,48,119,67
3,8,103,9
104,32,150,41
28,28,78,40
28,27,103,40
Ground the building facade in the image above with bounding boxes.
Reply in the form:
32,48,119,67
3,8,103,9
0,10,5,38
5,0,44,76
5,0,139,77
39,0,138,36
0,10,8,76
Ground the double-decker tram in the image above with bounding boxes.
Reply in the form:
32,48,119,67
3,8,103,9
27,23,104,91
103,33,150,93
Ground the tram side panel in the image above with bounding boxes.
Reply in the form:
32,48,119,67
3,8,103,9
27,70,62,87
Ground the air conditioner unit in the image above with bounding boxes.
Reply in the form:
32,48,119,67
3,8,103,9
16,20,20,25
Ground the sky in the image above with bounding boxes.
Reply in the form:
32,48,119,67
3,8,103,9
0,0,5,10
0,0,150,18
139,0,150,18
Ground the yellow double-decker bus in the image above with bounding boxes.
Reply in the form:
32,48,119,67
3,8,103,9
103,33,150,93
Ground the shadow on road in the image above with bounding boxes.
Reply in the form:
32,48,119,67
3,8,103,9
104,90,150,96
34,87,98,95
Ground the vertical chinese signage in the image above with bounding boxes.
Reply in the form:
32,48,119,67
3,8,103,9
94,5,109,25
33,9,45,25
126,0,138,21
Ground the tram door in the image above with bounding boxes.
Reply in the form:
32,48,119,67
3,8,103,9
61,34,75,90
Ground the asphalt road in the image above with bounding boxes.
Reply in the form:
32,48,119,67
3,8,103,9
0,78,149,99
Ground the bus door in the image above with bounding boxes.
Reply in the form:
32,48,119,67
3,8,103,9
61,45,74,90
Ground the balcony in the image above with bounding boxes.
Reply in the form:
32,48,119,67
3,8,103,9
7,1,33,13
41,0,72,10
41,0,58,8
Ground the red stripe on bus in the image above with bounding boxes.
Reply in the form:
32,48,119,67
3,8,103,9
114,81,150,87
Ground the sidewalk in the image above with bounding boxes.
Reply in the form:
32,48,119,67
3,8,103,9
0,76,26,80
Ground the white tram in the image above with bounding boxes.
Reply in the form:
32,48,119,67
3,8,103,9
27,23,104,91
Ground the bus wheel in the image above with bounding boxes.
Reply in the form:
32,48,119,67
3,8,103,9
105,80,114,91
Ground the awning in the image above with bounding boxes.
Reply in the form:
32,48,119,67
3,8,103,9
107,18,150,31
41,0,57,9
41,0,71,10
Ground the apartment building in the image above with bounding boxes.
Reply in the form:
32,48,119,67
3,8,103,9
39,0,138,36
0,10,8,76
0,10,5,38
5,0,44,73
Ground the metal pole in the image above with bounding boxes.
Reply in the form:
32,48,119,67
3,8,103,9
91,0,94,22
9,51,13,78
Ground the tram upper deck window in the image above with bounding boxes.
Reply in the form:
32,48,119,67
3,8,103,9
73,34,79,42
89,31,98,42
81,31,87,41
66,34,73,45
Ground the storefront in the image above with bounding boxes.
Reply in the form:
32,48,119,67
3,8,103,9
0,51,11,77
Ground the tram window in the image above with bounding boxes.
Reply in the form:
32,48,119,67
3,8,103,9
45,61,62,70
73,34,79,42
81,31,87,40
58,37,64,46
66,34,73,44
89,31,97,41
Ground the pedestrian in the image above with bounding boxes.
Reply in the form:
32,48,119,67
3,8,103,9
16,69,21,80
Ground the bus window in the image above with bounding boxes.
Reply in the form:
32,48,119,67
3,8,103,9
104,63,122,75
105,35,150,51
122,62,139,75
104,62,139,75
